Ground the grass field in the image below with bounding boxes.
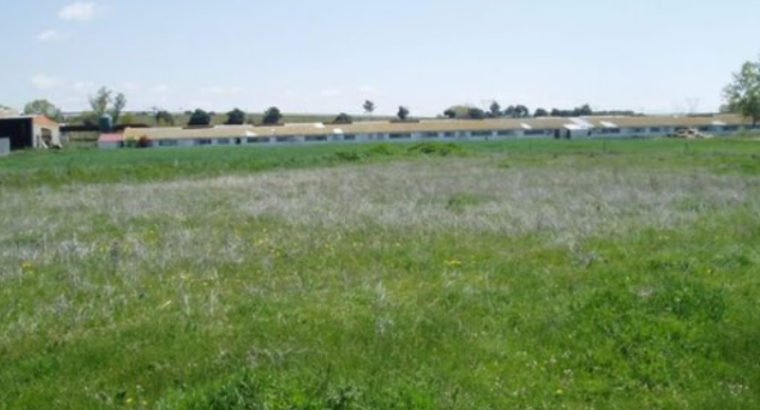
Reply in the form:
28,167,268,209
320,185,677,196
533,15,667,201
1,139,759,408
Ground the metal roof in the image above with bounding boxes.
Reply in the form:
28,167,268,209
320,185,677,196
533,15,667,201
122,114,750,141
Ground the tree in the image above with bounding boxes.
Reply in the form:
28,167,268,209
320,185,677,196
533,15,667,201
153,108,175,126
578,104,592,116
724,58,760,126
89,87,112,118
397,106,410,121
443,109,457,119
363,100,375,115
187,109,211,126
503,105,516,118
489,101,501,117
262,107,282,125
110,93,127,125
23,99,63,121
119,113,137,125
225,108,247,125
333,112,353,124
514,105,530,118
534,108,549,117
467,107,486,119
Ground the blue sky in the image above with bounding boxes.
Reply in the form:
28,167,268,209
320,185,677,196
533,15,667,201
2,0,759,115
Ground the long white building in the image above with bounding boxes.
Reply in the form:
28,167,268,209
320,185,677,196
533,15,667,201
104,114,758,149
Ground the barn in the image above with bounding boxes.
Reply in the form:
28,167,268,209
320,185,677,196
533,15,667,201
0,115,62,151
117,113,758,149
98,133,124,149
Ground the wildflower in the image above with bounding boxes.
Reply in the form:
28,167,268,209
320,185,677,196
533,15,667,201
445,259,463,268
21,261,35,272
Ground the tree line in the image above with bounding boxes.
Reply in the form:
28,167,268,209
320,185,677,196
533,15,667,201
10,56,760,130
439,103,640,120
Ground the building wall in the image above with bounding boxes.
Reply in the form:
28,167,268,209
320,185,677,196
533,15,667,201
0,138,9,156
113,123,760,150
0,118,33,150
98,141,121,149
33,123,61,148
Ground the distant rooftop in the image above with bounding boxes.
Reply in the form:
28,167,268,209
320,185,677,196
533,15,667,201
123,114,749,141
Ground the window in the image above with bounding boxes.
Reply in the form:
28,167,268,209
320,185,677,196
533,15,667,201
422,132,439,139
524,129,546,136
217,138,231,145
276,136,295,143
197,139,212,145
631,128,647,133
442,132,455,138
343,134,356,141
389,133,412,139
601,128,621,134
158,139,178,147
471,131,492,137
247,137,270,143
305,135,327,142
497,130,515,136
649,127,662,133
698,126,711,132
722,125,739,132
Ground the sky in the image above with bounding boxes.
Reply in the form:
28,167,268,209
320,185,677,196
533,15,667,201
2,0,760,116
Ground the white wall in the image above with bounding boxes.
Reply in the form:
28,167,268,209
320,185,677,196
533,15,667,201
132,123,759,150
33,124,62,148
98,141,121,149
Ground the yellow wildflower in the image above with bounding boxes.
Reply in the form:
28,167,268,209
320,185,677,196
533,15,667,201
445,259,463,268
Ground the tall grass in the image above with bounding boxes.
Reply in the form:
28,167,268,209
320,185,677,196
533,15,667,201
1,140,759,408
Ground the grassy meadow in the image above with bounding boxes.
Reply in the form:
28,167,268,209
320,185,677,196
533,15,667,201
1,139,759,408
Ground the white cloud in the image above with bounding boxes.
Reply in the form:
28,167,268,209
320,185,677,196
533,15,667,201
320,88,342,98
201,86,243,96
58,2,99,22
31,74,62,90
122,82,141,92
151,84,170,94
37,30,64,42
358,85,376,95
73,81,95,94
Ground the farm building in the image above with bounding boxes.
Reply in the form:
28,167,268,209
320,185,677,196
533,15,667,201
0,115,61,151
116,114,758,150
98,133,124,149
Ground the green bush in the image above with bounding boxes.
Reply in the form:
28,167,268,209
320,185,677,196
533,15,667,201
333,151,365,162
407,142,464,156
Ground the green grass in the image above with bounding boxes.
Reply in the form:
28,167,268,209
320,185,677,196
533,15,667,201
2,138,759,188
1,138,759,409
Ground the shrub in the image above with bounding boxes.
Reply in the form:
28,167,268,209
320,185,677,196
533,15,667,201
366,144,401,157
137,136,152,148
407,142,464,157
333,151,364,162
